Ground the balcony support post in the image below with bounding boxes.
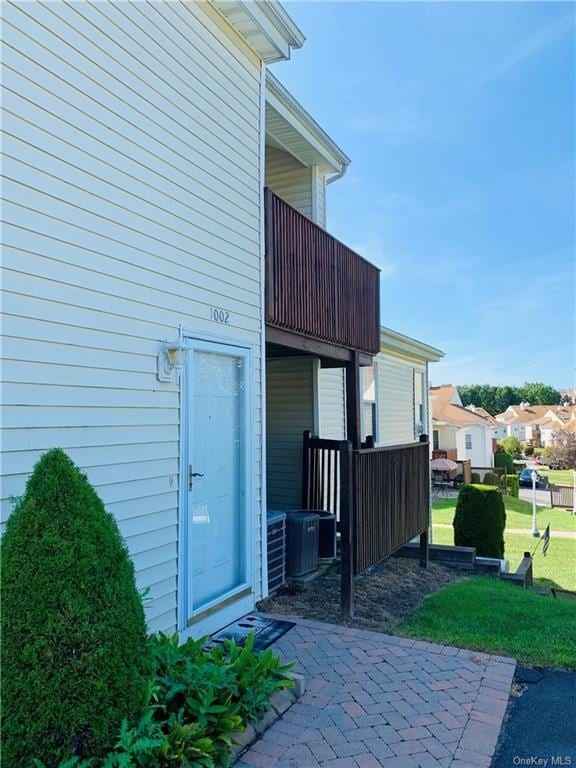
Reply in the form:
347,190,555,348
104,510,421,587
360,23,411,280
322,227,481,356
340,440,355,618
345,350,362,450
419,529,429,569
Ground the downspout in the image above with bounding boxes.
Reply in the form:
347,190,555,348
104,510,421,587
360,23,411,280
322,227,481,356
326,165,348,185
258,60,269,599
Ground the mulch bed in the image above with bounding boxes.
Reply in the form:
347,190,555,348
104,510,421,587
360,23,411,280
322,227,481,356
257,557,464,633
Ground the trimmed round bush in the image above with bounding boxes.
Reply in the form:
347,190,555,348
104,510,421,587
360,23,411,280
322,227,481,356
506,475,519,498
494,450,515,475
471,472,481,484
453,484,506,558
483,471,501,487
1,449,152,767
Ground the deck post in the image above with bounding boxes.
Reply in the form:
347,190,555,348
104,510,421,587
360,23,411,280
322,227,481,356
301,430,311,508
419,529,429,569
345,350,362,450
340,440,355,617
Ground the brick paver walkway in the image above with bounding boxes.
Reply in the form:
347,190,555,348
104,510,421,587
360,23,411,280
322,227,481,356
238,616,516,768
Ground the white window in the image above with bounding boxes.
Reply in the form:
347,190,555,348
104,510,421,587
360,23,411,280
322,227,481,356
414,370,425,438
465,433,472,450
361,364,378,444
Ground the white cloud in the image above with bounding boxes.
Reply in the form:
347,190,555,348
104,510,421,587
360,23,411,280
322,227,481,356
483,11,575,82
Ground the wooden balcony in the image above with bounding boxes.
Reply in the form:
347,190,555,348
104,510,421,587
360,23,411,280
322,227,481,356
264,188,380,356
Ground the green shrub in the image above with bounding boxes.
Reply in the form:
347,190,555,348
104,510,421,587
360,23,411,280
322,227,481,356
1,449,152,767
499,437,523,457
104,633,294,768
524,443,534,457
471,472,481,483
152,632,294,726
483,471,501,487
506,475,520,498
453,484,506,558
494,450,515,475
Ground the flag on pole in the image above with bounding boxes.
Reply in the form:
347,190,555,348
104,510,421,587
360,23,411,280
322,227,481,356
542,524,551,556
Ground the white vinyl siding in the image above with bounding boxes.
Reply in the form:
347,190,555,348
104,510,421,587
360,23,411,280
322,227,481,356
266,358,316,510
456,425,493,467
376,351,426,447
265,146,313,220
1,1,263,634
319,368,346,439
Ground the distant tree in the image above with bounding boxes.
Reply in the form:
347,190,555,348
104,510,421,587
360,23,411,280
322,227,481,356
518,382,561,406
499,436,523,457
459,385,497,414
457,382,561,415
546,430,576,470
494,386,518,414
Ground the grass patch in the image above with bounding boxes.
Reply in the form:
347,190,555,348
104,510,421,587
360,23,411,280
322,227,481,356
432,525,576,590
433,496,575,533
539,469,575,486
399,577,576,669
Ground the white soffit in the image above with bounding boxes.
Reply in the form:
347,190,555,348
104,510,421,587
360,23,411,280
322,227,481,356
211,0,305,63
380,326,445,363
265,72,350,175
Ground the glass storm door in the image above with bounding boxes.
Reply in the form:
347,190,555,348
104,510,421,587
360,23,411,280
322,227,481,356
185,341,249,622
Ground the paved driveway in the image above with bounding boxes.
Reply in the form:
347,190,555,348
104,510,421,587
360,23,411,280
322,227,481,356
238,616,515,768
519,487,552,507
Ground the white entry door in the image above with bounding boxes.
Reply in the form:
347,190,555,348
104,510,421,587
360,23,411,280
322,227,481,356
184,339,251,629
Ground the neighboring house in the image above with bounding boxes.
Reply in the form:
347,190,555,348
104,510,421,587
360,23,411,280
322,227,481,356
531,406,576,447
361,328,444,447
495,403,576,446
430,386,497,467
2,2,433,638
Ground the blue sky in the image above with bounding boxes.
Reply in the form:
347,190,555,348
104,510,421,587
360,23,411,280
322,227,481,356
272,2,575,388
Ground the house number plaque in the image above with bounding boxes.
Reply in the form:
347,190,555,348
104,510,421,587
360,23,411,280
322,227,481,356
210,307,230,324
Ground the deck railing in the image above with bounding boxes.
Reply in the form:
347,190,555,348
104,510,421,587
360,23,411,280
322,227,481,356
353,442,430,575
264,189,380,355
301,433,430,614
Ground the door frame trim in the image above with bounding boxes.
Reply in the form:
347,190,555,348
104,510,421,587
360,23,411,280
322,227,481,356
177,330,256,634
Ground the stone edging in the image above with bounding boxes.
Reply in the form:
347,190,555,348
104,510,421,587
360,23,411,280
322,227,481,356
230,672,306,764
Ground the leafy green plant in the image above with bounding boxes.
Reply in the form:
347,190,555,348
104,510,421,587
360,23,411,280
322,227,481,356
453,484,506,558
499,437,523,458
471,472,481,483
151,632,294,726
505,475,519,498
101,710,216,768
1,449,152,767
34,632,294,768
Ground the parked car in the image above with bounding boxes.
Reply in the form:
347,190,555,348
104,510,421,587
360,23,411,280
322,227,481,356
519,468,550,489
549,459,570,470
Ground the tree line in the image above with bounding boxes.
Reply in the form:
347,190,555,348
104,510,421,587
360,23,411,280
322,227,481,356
457,383,562,416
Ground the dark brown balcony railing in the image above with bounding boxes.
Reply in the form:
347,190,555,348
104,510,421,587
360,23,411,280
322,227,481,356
264,188,380,355
301,432,430,615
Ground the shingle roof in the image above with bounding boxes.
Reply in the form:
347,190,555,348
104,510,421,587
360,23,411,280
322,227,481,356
430,386,494,428
496,405,555,425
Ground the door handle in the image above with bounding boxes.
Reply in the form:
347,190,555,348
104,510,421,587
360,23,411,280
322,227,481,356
188,466,204,490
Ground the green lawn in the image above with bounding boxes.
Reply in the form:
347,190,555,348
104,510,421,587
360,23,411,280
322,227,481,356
398,577,576,669
539,468,575,487
432,525,576,591
433,496,575,533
